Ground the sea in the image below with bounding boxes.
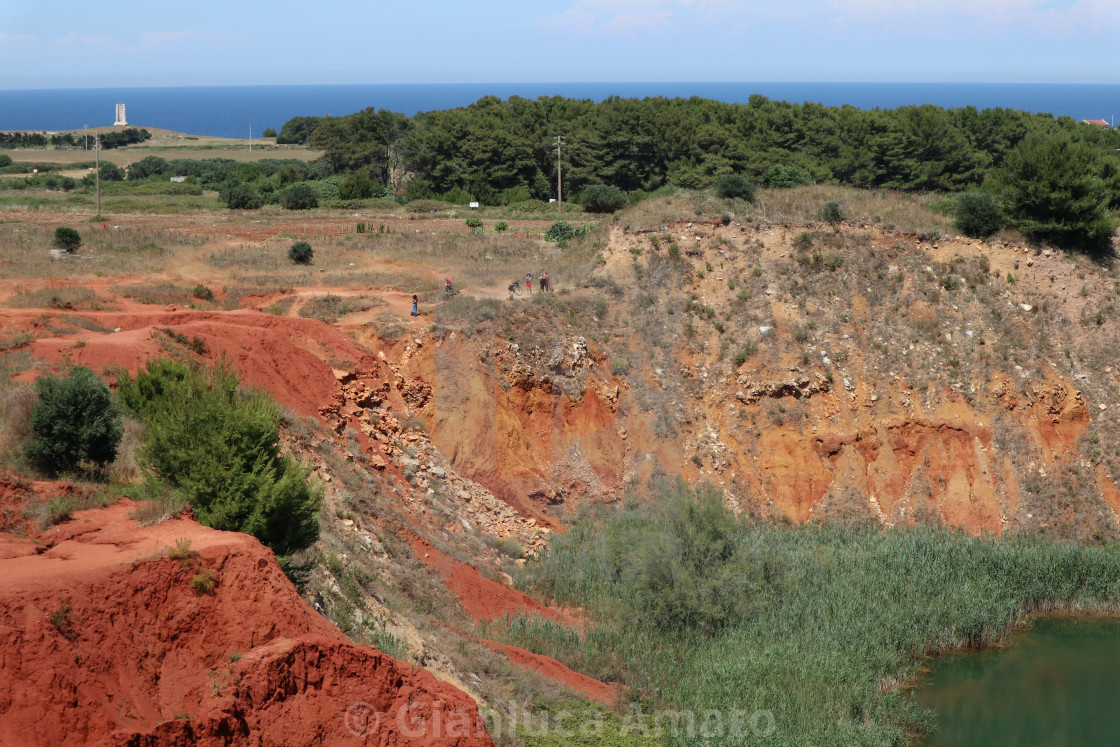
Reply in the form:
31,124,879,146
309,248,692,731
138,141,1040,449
2,83,1119,139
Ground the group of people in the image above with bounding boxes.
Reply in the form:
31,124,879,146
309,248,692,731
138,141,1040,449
509,271,554,298
410,272,555,317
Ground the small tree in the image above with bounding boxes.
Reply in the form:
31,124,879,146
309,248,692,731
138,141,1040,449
580,183,628,213
289,241,313,265
714,173,756,202
53,226,82,252
98,162,125,182
280,184,318,210
261,127,277,138
993,134,1118,251
954,192,1002,239
25,367,122,477
495,221,509,233
0,154,11,168
465,217,483,229
117,358,322,558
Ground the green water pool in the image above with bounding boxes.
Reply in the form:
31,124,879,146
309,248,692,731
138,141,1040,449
914,616,1120,746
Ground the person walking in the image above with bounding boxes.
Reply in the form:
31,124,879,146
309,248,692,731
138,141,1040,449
525,272,533,296
411,294,418,317
444,277,453,296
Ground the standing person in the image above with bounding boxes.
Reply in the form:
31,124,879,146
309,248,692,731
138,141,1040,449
444,277,453,296
525,272,533,296
411,294,418,317
545,272,554,292
539,272,547,293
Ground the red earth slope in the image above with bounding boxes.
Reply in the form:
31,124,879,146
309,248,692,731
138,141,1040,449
0,499,494,746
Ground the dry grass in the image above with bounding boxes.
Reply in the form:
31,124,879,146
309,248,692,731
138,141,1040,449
0,223,200,278
616,185,954,238
298,294,383,323
3,286,113,310
111,281,212,306
753,184,954,236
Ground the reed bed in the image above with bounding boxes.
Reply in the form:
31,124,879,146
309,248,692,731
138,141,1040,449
499,481,1120,746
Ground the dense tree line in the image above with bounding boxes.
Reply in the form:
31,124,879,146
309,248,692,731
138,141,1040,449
0,128,150,150
285,95,1120,203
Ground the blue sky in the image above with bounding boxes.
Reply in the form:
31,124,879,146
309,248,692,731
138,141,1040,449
1,0,1117,88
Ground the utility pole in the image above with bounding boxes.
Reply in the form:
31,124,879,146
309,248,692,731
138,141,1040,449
94,134,101,218
249,124,252,152
555,135,564,216
84,125,87,151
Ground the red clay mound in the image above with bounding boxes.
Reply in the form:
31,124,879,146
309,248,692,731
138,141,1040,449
0,500,493,746
0,471,89,540
23,309,386,418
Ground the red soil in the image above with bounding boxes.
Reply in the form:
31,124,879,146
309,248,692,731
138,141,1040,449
406,533,574,626
405,533,617,703
0,471,87,539
0,500,494,746
478,639,617,706
17,308,384,419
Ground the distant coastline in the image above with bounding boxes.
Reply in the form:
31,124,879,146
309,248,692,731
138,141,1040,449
1,82,1118,139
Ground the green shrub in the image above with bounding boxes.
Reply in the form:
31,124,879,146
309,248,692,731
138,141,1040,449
0,154,11,168
49,599,77,640
288,241,313,265
580,183,628,213
954,192,1002,239
261,127,277,138
117,358,322,558
190,568,218,595
545,220,575,242
714,173,756,202
53,226,82,252
759,164,814,188
225,183,262,210
128,155,169,180
280,183,318,210
338,173,374,200
820,201,845,223
495,220,509,233
465,216,483,229
25,366,122,477
191,284,215,302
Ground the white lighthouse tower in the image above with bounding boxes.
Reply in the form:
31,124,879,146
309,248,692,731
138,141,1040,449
113,104,127,127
